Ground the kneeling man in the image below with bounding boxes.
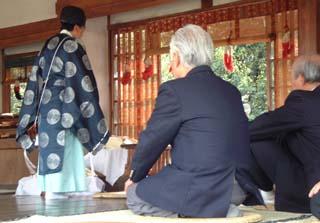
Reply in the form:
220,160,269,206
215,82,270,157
250,55,320,218
125,24,262,218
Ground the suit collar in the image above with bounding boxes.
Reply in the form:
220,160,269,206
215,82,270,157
186,65,213,78
313,85,320,92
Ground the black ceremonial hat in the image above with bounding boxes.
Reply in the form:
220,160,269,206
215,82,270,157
60,6,86,27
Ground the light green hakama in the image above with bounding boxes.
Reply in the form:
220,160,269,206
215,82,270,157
37,131,87,193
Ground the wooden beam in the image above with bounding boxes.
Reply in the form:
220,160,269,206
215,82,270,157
108,15,113,131
0,0,174,49
56,0,175,18
298,0,320,55
0,50,3,79
201,0,213,9
0,19,60,49
0,50,6,113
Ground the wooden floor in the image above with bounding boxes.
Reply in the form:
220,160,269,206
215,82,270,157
0,194,127,222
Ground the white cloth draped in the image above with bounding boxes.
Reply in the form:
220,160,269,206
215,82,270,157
84,147,128,186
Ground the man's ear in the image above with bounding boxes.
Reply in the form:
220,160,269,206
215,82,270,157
173,51,181,68
74,25,80,32
297,74,306,85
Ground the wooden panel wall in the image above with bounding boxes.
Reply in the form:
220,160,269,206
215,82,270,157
298,0,320,55
0,139,38,185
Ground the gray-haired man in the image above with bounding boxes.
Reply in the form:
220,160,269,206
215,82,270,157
125,24,263,218
250,55,320,219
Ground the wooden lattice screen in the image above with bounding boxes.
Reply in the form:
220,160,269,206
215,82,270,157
110,0,298,139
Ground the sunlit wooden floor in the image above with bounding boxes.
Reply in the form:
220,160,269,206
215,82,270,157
0,194,127,222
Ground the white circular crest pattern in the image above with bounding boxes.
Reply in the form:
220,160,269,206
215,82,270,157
47,153,60,170
29,66,38,81
18,134,33,150
20,114,31,128
59,90,65,102
24,90,35,105
82,55,92,70
39,132,49,148
52,57,64,73
57,130,65,146
54,79,65,86
47,109,61,125
64,87,75,103
81,76,94,92
61,113,74,128
42,89,52,105
65,61,77,78
39,57,46,70
97,119,107,134
63,40,78,53
47,37,59,50
80,101,95,118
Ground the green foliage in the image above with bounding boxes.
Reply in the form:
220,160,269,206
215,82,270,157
160,54,174,83
160,43,268,120
10,83,27,115
212,43,267,120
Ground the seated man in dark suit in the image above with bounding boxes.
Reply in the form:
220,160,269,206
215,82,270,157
125,24,263,218
250,55,320,218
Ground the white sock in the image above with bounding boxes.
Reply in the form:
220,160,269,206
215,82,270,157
226,204,242,217
67,191,94,197
45,192,69,200
260,189,275,204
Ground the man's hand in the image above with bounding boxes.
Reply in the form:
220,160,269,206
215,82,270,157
125,179,135,192
309,181,320,198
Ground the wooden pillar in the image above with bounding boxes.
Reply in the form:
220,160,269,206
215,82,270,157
0,50,3,113
201,0,213,9
298,0,320,55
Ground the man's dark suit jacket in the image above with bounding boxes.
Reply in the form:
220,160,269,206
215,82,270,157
250,87,320,211
130,65,262,218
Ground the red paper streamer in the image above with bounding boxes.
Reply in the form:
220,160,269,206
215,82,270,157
224,45,234,73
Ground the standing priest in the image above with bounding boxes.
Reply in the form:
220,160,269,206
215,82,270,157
16,6,110,199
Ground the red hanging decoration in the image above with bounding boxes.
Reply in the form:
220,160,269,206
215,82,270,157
224,45,234,73
282,25,292,59
14,80,23,100
282,0,293,59
121,63,131,85
142,57,153,80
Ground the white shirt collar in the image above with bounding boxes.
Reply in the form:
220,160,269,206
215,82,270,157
60,29,86,50
60,29,73,37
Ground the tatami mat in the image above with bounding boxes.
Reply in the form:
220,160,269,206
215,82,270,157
6,210,262,223
6,207,320,223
